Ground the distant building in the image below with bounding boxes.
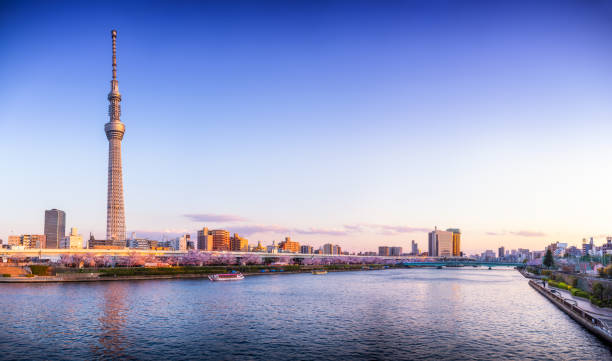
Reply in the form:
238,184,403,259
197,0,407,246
44,209,66,248
498,246,505,259
300,245,314,254
390,247,403,256
603,237,612,254
88,234,123,249
8,235,46,249
8,236,21,248
253,241,266,252
411,240,419,255
212,230,230,251
230,233,248,252
378,246,390,257
171,234,190,251
361,251,377,256
128,238,158,250
446,228,461,257
278,237,300,253
60,228,83,249
582,238,594,256
428,228,453,257
267,241,279,254
333,245,342,255
482,250,496,260
197,227,214,251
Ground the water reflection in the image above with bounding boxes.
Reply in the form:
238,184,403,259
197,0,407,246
93,282,129,359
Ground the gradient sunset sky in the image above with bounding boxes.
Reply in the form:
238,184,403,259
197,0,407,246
2,0,612,254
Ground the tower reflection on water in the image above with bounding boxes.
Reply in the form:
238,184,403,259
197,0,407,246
93,283,128,359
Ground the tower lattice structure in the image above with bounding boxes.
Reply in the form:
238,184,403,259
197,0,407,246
105,29,126,241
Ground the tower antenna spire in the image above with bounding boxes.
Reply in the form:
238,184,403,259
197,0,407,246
111,29,117,80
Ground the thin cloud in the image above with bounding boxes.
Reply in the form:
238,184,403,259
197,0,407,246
184,213,248,222
510,230,546,237
295,228,348,236
486,231,504,236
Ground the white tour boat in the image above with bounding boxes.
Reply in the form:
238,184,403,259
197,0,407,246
208,272,245,281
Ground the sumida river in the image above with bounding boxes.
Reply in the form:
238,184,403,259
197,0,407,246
0,268,610,360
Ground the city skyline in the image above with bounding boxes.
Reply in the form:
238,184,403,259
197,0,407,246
4,1,612,253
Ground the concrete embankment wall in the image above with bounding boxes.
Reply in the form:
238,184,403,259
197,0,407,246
0,266,28,277
529,280,612,344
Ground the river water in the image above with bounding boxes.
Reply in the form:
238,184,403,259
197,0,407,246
0,268,609,360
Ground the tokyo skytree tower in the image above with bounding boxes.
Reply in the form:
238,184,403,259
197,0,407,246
105,29,126,241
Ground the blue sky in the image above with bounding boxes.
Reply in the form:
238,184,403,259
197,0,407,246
2,0,612,253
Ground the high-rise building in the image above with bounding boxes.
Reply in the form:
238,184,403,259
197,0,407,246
322,243,336,255
333,245,342,255
44,209,65,248
390,247,403,256
197,227,214,251
411,240,419,255
428,228,453,257
60,228,83,249
170,234,190,251
279,237,300,253
300,245,314,254
230,233,249,251
212,230,230,251
105,29,126,242
447,228,461,257
378,246,390,256
498,246,505,259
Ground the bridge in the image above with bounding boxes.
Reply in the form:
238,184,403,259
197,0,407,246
402,261,524,267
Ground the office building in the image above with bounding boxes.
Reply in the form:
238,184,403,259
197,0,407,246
8,235,46,249
279,237,300,253
230,233,248,252
197,227,213,251
378,246,390,256
170,234,190,251
44,208,66,248
498,246,505,259
300,245,314,254
212,230,230,251
411,240,419,255
128,238,157,250
447,228,461,257
390,247,403,256
60,228,83,249
428,228,453,257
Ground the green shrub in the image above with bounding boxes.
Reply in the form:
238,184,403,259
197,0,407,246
547,280,571,290
570,288,590,299
29,265,50,276
2,274,10,277
25,274,35,278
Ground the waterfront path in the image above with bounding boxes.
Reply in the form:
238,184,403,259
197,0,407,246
551,287,612,328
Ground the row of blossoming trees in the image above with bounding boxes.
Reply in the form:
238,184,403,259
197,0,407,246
55,251,406,268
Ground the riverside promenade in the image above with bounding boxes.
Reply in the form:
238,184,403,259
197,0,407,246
529,280,612,344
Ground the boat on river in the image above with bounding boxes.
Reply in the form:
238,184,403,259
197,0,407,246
208,273,244,281
312,270,328,275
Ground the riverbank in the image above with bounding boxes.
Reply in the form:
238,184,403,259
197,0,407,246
528,280,612,344
0,264,391,283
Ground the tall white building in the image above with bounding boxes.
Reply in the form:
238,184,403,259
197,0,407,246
428,228,453,257
170,234,189,251
60,228,83,249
